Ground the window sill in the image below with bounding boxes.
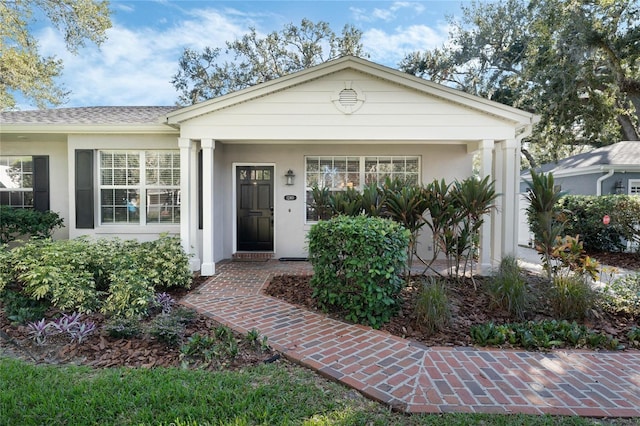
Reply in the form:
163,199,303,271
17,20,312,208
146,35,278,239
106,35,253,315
94,224,180,234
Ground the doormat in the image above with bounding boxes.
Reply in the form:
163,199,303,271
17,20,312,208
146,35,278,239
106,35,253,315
232,253,272,262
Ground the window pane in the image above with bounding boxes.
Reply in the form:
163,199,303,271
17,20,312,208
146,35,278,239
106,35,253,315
101,169,113,186
101,152,113,168
146,168,158,185
0,156,32,189
22,173,33,189
146,189,180,224
100,188,139,224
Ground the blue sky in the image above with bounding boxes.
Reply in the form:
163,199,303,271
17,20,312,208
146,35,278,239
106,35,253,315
31,1,471,108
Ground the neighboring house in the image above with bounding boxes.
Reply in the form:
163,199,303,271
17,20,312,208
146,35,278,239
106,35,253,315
518,141,640,246
1,56,537,275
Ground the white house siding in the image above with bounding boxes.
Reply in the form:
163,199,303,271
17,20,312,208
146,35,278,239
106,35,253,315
1,137,69,239
200,142,472,262
178,69,519,142
67,134,181,241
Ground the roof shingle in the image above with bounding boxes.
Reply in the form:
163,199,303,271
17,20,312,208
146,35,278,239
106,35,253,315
0,106,178,125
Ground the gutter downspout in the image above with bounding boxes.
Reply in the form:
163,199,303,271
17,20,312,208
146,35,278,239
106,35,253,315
596,168,614,196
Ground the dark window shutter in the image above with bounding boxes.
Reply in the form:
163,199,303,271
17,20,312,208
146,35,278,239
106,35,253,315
75,150,94,229
198,149,203,230
32,156,49,212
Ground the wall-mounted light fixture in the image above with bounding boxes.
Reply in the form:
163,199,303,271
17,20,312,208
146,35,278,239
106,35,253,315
285,169,295,186
615,180,625,194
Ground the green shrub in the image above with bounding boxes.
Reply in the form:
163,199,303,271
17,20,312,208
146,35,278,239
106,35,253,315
558,195,640,253
2,235,193,318
414,277,450,335
0,289,50,324
0,206,64,244
103,317,142,338
486,256,528,319
308,215,410,329
628,326,640,348
0,245,12,293
149,313,185,347
10,239,99,313
101,263,155,319
550,275,595,320
138,235,192,289
598,273,640,316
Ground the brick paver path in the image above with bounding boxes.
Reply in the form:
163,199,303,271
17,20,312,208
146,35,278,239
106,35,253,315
181,260,640,417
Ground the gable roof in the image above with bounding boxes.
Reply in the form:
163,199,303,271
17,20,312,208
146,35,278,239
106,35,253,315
523,141,640,178
164,55,537,131
546,141,640,169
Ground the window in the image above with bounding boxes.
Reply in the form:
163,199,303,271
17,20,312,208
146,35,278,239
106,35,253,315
305,155,420,221
630,179,640,196
0,156,33,208
99,151,180,225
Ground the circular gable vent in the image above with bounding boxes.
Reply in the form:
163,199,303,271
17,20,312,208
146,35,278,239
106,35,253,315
332,82,365,114
338,88,358,106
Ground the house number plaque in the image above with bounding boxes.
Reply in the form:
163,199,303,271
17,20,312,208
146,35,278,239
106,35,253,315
284,195,297,201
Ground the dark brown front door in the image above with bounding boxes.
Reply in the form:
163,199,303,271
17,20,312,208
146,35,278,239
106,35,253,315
237,166,274,251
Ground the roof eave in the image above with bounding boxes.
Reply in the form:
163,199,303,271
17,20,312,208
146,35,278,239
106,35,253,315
522,164,640,179
0,123,179,135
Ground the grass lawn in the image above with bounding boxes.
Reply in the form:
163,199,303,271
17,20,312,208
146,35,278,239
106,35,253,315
0,357,633,426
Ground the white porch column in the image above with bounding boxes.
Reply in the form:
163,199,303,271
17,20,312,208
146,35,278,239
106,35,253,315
501,139,519,257
179,138,200,271
200,138,216,276
492,142,504,263
478,139,494,271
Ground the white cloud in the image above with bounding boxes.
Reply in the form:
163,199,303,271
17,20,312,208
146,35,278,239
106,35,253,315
351,2,426,23
363,24,448,66
33,7,257,107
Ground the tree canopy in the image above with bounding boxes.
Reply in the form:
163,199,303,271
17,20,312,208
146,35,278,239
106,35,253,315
171,19,367,106
1,0,112,110
400,0,640,167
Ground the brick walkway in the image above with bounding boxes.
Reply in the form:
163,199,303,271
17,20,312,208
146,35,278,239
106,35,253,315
181,260,640,417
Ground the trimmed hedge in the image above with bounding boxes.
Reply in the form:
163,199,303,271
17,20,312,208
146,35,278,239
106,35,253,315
307,215,410,329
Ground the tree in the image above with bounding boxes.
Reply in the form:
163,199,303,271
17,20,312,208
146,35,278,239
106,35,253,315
172,19,367,105
400,0,640,167
1,0,111,110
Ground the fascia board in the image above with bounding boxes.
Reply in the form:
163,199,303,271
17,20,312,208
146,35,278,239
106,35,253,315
521,165,640,180
0,124,179,135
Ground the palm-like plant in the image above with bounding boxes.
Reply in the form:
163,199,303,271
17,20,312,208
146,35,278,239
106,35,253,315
451,176,498,284
329,187,363,216
524,170,566,281
383,178,429,274
361,183,385,217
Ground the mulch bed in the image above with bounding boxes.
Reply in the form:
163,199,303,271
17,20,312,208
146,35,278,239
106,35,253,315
264,252,640,349
2,252,638,368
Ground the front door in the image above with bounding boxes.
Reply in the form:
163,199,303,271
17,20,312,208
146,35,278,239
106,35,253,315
236,166,274,251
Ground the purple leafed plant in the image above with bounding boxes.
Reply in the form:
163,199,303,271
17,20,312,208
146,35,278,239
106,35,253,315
155,292,176,314
50,312,82,334
69,321,96,343
26,318,50,345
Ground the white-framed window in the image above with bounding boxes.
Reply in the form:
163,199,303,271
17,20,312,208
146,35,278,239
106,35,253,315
0,156,33,208
305,155,420,222
99,151,180,225
630,179,640,196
